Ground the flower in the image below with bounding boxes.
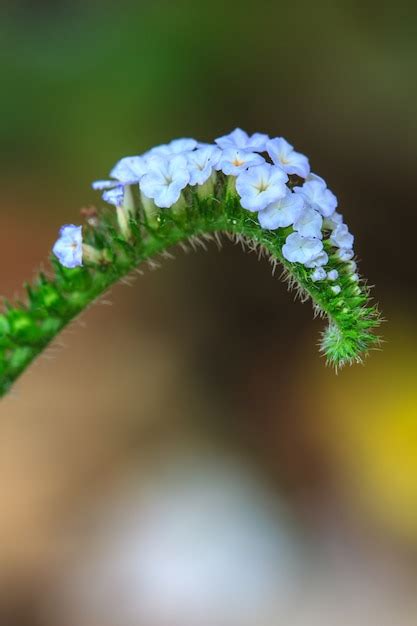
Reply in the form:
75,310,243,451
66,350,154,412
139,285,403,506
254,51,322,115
323,211,343,230
236,163,288,212
330,223,354,249
304,250,329,268
266,137,310,178
215,128,269,152
311,268,327,282
140,155,190,208
257,190,304,230
327,269,339,281
337,248,354,261
216,149,265,176
293,207,323,239
149,138,197,156
282,232,323,265
52,225,82,269
187,146,221,185
330,285,341,295
102,187,124,207
294,178,337,217
92,155,147,207
109,156,147,182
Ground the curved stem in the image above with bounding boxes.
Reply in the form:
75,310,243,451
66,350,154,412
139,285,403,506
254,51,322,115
0,191,381,397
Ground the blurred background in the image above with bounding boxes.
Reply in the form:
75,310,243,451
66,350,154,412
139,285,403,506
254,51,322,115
1,1,417,624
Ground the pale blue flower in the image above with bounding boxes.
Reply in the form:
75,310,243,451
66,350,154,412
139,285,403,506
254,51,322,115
215,128,269,152
52,225,82,269
109,156,148,182
293,207,323,239
327,269,339,281
257,190,304,229
282,232,323,265
337,248,354,261
92,156,147,206
140,155,190,208
294,178,337,217
102,186,124,207
216,149,264,176
330,223,354,249
311,268,327,282
266,137,310,178
304,250,329,268
323,211,343,230
149,138,197,157
236,163,288,212
187,146,221,185
330,285,341,295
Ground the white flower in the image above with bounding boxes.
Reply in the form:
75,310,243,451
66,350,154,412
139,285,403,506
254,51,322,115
187,146,221,185
216,149,264,176
109,156,148,182
257,191,304,230
92,156,147,207
236,163,288,212
140,155,190,208
215,128,269,152
304,250,329,268
266,137,310,178
282,232,323,265
327,269,339,281
294,178,337,217
52,225,83,268
337,249,354,261
323,211,344,230
149,138,197,157
293,207,323,239
311,268,327,282
330,223,354,249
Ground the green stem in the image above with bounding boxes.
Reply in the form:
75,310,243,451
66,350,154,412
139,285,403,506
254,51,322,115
0,189,381,397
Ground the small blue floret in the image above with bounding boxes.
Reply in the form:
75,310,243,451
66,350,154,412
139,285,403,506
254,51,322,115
52,224,83,268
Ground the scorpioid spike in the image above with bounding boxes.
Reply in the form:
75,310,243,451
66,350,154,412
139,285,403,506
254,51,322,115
0,129,382,397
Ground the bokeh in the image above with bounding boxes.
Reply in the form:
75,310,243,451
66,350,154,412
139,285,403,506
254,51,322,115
1,1,417,624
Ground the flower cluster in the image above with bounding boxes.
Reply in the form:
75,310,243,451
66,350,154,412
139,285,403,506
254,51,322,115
53,129,356,289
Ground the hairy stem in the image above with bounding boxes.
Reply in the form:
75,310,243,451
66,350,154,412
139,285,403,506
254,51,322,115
0,189,381,397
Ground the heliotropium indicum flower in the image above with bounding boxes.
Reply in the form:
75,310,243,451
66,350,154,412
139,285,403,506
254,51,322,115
311,267,327,282
266,137,310,178
257,190,304,229
52,224,83,268
92,155,146,206
187,146,221,185
282,232,323,265
293,207,323,239
330,223,354,250
304,250,329,268
215,128,269,152
217,148,265,176
294,178,338,217
140,155,190,208
236,163,288,212
0,129,382,399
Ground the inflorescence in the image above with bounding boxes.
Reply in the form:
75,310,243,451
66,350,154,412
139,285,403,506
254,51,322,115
57,129,355,285
0,129,382,397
